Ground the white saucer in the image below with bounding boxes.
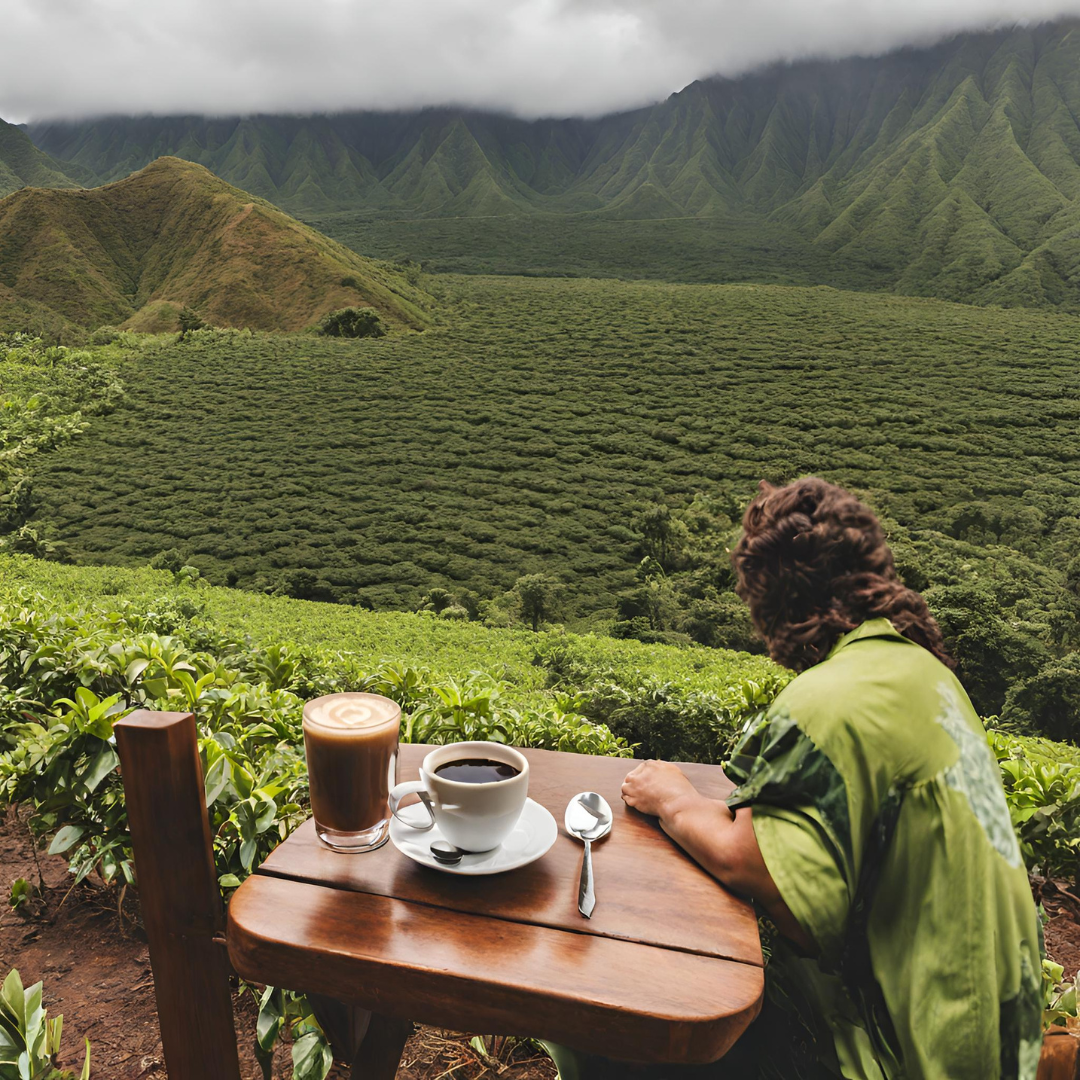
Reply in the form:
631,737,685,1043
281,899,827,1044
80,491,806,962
389,797,558,876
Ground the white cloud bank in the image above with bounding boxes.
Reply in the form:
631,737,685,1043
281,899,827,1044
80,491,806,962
4,0,1080,122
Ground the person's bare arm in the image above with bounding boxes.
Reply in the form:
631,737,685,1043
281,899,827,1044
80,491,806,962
622,759,814,953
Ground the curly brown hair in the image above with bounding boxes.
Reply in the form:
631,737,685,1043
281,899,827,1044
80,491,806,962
732,477,953,672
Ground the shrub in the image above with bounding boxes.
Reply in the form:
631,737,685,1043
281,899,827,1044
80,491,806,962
0,968,90,1080
0,591,629,904
149,548,185,575
318,307,385,339
574,676,783,763
991,731,1080,883
88,326,121,346
177,307,207,338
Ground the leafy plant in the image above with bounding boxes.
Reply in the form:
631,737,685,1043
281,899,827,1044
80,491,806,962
990,731,1080,881
1042,958,1079,1031
0,968,89,1080
7,879,32,912
0,586,631,1079
254,987,332,1080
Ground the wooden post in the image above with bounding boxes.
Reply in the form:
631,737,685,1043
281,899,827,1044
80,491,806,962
1039,1031,1080,1080
115,710,241,1080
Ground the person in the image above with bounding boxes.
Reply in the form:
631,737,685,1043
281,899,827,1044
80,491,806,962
546,478,1042,1080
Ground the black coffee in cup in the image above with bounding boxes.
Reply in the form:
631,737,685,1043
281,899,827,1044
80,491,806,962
434,758,521,784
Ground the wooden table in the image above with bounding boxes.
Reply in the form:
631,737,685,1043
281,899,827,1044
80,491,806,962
227,744,763,1075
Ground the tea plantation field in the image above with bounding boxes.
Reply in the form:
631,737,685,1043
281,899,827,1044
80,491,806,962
0,554,780,701
305,212,892,291
29,275,1080,621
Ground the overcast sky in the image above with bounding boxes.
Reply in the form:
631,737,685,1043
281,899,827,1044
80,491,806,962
4,0,1080,123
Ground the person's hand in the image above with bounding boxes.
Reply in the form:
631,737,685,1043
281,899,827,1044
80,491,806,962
621,760,699,820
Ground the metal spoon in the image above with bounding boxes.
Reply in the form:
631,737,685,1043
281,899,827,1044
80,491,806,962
430,840,464,866
564,792,613,919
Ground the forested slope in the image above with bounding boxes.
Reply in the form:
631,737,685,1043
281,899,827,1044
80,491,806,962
0,117,82,198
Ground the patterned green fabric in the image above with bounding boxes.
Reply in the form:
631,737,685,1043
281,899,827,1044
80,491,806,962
726,619,1042,1080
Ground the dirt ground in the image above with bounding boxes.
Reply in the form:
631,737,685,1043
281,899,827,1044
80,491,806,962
1033,874,1080,983
5,807,1080,1080
0,808,555,1080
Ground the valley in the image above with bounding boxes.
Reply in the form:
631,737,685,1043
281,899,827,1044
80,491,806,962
12,20,1080,312
4,9,1080,1078
19,274,1080,734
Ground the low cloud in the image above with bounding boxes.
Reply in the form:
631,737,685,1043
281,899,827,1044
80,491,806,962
4,0,1080,122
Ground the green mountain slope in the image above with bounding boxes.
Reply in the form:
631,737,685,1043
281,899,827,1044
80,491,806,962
20,19,1080,309
0,157,431,332
0,118,83,198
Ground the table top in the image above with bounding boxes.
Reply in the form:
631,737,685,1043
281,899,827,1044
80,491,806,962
228,744,764,1064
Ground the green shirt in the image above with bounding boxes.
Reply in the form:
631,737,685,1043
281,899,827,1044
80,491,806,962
726,619,1042,1080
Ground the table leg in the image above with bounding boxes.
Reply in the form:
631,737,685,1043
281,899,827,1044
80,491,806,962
308,995,413,1079
349,1013,414,1080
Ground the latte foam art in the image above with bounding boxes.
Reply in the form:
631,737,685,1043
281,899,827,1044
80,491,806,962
304,693,399,731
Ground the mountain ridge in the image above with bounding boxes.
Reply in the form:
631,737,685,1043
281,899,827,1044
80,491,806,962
17,19,1080,309
0,117,84,198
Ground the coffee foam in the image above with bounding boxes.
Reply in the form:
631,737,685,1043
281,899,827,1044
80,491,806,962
304,693,399,731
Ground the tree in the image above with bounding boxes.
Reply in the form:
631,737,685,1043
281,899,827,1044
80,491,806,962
276,568,331,601
513,574,560,632
318,308,385,339
616,557,678,632
636,504,688,572
675,593,764,654
926,582,1050,717
178,307,206,339
1001,654,1080,742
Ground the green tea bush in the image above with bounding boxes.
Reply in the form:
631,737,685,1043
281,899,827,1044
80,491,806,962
0,585,631,1080
0,564,1077,1078
991,731,1080,883
533,630,791,761
0,589,629,900
25,277,1080,738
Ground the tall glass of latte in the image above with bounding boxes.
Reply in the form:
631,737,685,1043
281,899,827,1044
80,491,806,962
303,692,400,852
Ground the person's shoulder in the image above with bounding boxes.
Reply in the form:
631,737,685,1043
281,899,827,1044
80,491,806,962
768,631,966,767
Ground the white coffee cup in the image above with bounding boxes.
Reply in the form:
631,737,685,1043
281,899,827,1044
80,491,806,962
388,742,529,852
